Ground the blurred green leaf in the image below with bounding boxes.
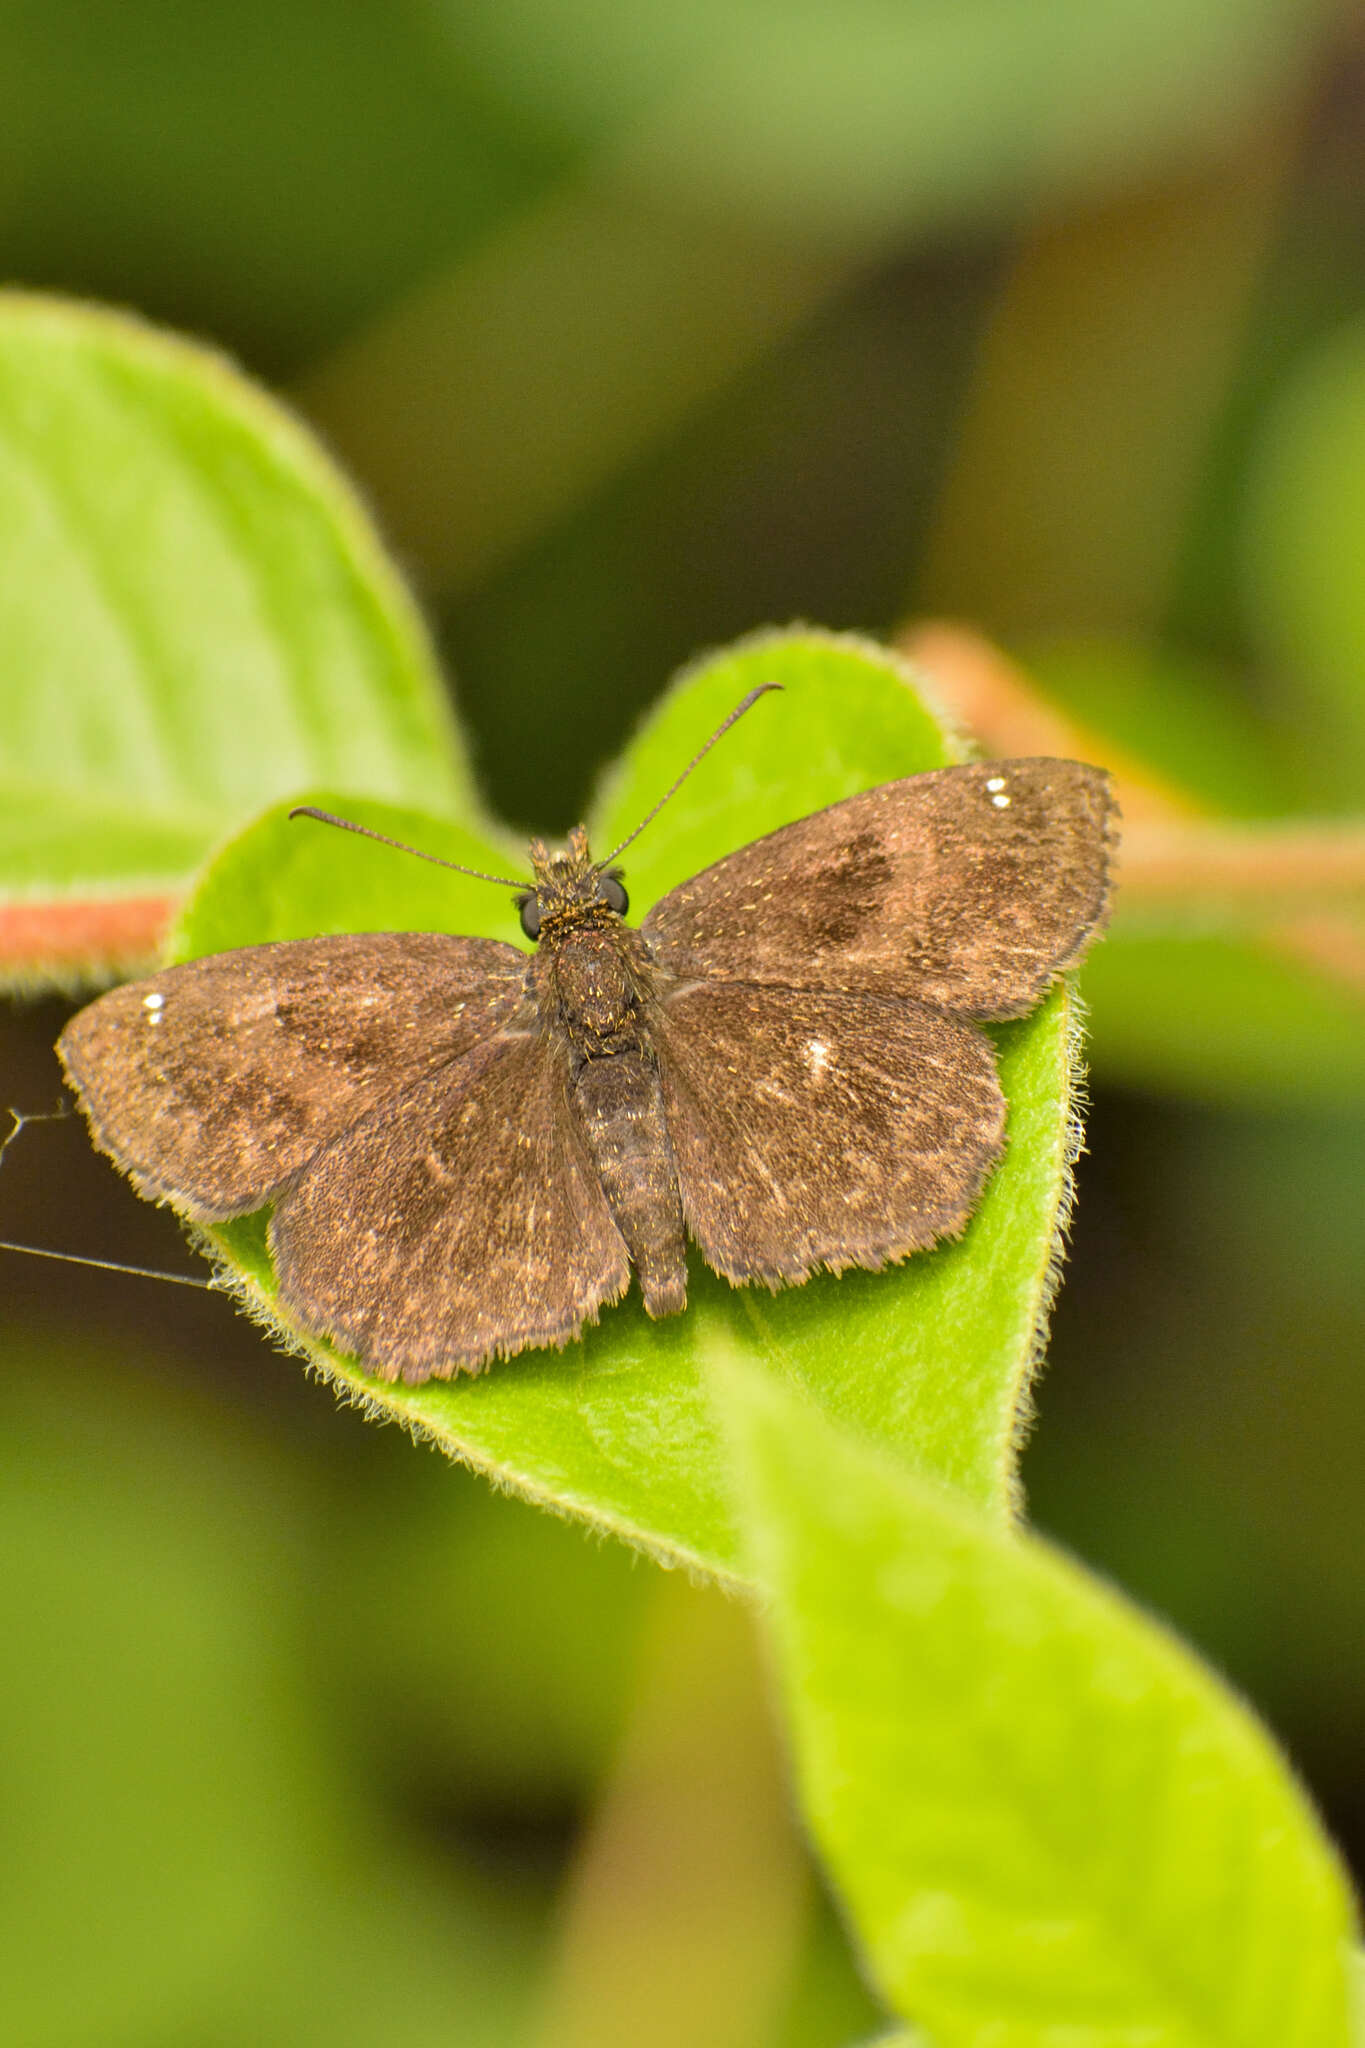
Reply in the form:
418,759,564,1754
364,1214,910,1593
1024,638,1289,817
0,292,468,978
717,1358,1358,2047
309,0,1331,607
444,0,1339,237
187,630,1082,1570
767,1888,888,2048
1023,1095,1365,1783
1081,931,1365,1105
0,1335,544,2048
1242,316,1365,804
318,1441,651,1809
916,139,1295,645
296,178,857,602
0,1,548,365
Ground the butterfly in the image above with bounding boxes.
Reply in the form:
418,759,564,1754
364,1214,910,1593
57,689,1117,1381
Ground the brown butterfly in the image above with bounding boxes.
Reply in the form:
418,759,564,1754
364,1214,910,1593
57,689,1117,1381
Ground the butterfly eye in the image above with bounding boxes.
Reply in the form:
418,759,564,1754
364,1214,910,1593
599,872,628,915
518,893,543,940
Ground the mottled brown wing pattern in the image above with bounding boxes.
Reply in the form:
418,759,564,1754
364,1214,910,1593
643,759,1116,1018
653,981,1005,1287
57,932,530,1219
270,1033,631,1381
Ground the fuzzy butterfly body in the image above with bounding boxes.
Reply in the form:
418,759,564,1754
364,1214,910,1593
57,756,1116,1381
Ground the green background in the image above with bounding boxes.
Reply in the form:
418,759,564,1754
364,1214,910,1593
1,3,1362,2042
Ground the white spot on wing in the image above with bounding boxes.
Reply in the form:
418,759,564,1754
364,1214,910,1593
806,1037,831,1078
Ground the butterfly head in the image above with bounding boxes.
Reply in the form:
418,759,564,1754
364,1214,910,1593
289,687,779,954
518,825,629,942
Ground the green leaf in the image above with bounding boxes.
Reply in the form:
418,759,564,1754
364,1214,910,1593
446,0,1335,239
0,292,469,976
1242,316,1365,806
1,1331,543,2048
1020,639,1289,819
1,3,537,363
850,2032,929,2048
184,628,1083,1571
717,1359,1358,2047
1081,931,1365,1106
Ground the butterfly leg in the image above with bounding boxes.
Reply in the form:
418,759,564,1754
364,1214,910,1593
572,1051,687,1317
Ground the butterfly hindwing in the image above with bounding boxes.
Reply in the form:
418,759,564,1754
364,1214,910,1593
269,1032,631,1381
642,759,1116,1018
56,932,530,1219
653,979,1006,1287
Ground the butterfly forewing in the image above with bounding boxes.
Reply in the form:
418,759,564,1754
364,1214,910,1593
269,1033,631,1381
653,981,1006,1286
56,932,530,1219
643,759,1116,1018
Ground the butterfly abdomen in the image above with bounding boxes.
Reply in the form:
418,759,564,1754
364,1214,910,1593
572,1050,686,1319
532,918,686,1319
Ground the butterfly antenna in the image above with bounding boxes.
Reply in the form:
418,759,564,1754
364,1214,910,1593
603,681,782,865
0,1104,214,1289
0,1239,215,1288
289,808,525,887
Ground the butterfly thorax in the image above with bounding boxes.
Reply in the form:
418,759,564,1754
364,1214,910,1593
534,924,658,1060
523,827,657,1060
